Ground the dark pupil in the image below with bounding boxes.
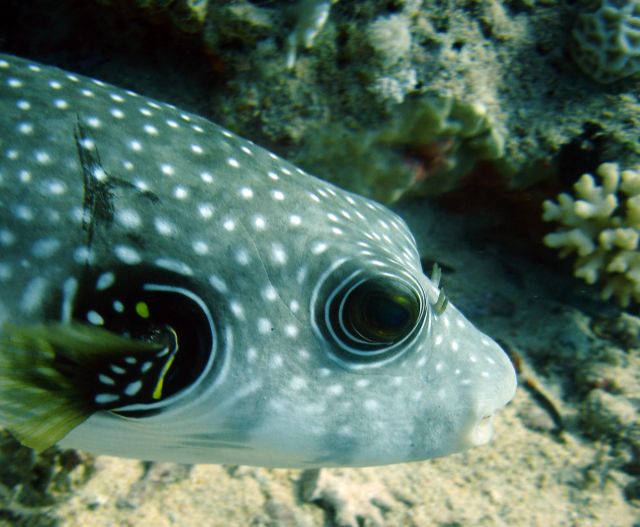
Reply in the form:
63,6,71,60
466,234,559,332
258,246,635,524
346,282,417,343
364,292,411,334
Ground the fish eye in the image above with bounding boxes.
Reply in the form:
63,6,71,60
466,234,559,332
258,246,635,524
340,279,418,345
313,263,427,366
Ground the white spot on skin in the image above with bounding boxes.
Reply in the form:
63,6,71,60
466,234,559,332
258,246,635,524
247,347,258,362
0,230,16,246
289,377,307,390
201,172,213,184
95,394,119,404
92,166,107,182
174,186,189,200
223,218,236,232
262,285,278,302
74,246,94,265
31,238,61,258
79,138,95,150
435,334,444,346
327,385,344,396
284,324,299,338
17,100,30,110
155,258,193,276
129,140,142,152
296,267,308,284
20,277,48,314
289,300,300,313
209,274,228,294
161,164,175,176
116,209,142,230
110,108,125,119
125,380,143,396
46,179,66,195
290,215,301,226
451,341,459,352
13,204,33,221
0,264,13,282
114,245,142,264
253,216,266,230
87,310,104,325
96,272,116,291
154,218,176,237
230,301,245,320
144,124,158,135
18,122,33,135
87,116,101,128
269,355,284,368
258,318,272,334
270,243,287,265
99,374,115,385
192,240,209,255
227,157,240,168
7,78,23,88
191,144,204,154
235,248,251,265
199,204,214,219
364,399,379,411
311,242,328,255
271,190,285,201
240,187,254,199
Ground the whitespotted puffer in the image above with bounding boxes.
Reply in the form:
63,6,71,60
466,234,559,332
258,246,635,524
0,53,516,468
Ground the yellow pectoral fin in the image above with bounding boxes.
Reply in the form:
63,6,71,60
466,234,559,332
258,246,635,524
0,322,164,451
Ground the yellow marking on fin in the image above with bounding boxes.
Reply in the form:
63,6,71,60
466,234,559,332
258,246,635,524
136,301,150,318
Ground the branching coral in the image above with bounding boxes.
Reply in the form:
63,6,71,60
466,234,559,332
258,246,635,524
543,163,640,306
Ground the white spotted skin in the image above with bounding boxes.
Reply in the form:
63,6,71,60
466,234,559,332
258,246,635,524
0,54,516,468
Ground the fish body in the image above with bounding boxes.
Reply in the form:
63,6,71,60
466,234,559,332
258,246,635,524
0,53,516,467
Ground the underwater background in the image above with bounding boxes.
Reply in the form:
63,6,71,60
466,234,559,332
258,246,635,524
0,0,638,525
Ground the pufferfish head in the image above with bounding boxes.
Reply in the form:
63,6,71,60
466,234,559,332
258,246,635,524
4,197,517,469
